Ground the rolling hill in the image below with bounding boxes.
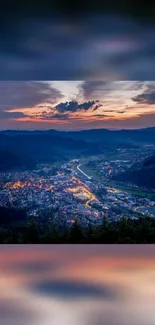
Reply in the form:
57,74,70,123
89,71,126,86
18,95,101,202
1,127,155,171
113,154,155,190
0,131,103,167
0,149,36,171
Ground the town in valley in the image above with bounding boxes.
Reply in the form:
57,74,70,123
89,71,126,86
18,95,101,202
1,144,155,228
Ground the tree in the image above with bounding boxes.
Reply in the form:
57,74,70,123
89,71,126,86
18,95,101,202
23,216,40,243
69,220,84,243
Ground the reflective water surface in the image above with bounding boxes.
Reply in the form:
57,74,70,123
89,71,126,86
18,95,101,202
0,245,155,325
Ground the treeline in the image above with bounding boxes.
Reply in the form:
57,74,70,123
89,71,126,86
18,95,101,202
0,212,155,243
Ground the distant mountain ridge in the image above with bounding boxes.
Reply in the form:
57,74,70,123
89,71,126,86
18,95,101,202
1,127,155,171
1,126,155,145
0,131,103,170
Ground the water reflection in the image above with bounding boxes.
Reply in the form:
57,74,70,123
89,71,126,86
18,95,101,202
0,245,155,325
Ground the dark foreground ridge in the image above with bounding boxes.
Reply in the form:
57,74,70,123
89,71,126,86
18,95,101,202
0,207,155,243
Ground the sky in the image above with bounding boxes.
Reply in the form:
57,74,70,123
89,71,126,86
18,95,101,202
0,245,155,325
1,81,155,130
1,14,155,80
1,11,155,130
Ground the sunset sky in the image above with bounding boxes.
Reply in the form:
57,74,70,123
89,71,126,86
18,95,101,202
0,81,155,130
1,12,155,131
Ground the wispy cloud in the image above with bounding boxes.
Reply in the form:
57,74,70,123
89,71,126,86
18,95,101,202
0,81,64,120
132,82,155,104
1,81,155,130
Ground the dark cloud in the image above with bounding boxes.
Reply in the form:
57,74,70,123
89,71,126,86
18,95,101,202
80,81,146,101
0,81,64,111
1,15,155,80
0,81,64,120
132,83,155,104
80,81,109,99
93,103,103,111
30,279,119,300
55,100,100,113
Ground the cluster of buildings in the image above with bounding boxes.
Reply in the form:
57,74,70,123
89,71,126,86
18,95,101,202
101,187,155,219
87,146,155,181
0,166,104,227
1,144,155,229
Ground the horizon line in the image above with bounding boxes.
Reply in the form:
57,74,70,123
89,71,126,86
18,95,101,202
0,126,155,132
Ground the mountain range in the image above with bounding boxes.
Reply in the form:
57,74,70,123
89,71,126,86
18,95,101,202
1,127,155,171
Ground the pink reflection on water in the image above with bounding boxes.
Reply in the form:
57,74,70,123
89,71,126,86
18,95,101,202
0,245,155,325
